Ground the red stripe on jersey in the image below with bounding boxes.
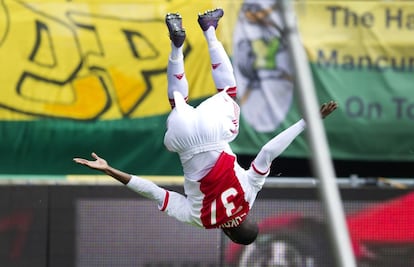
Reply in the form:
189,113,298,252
199,152,250,229
251,162,269,175
160,191,169,211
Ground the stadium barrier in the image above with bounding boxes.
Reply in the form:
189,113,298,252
0,176,412,267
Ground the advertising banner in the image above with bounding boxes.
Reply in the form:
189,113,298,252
0,0,413,175
231,0,414,162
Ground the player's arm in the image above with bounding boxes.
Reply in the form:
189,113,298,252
251,100,338,174
74,153,176,211
73,152,131,184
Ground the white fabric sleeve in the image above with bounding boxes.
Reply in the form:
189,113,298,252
126,176,195,225
252,119,306,173
126,175,167,207
162,191,195,226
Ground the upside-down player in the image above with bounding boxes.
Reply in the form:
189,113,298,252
73,8,338,245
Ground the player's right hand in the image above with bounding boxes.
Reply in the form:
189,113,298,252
73,152,108,171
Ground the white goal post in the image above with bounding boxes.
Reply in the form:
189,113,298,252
279,1,357,267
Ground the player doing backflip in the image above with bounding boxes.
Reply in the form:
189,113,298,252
73,8,338,245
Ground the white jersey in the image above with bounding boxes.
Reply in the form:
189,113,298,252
160,150,267,229
160,90,267,228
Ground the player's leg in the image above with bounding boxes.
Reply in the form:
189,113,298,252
198,8,237,99
166,13,189,109
251,119,307,174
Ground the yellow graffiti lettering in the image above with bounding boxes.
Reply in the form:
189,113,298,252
43,75,108,119
70,12,168,116
0,0,220,120
0,0,88,119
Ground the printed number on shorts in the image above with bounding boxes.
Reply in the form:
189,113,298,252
210,187,238,225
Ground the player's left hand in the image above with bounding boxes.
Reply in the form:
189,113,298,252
320,101,338,119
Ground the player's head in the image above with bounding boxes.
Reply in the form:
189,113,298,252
222,217,259,245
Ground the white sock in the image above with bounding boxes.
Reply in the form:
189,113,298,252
170,43,183,60
203,27,218,48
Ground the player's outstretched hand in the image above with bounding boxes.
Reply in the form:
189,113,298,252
73,152,108,171
320,101,338,119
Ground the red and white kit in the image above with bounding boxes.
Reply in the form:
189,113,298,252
127,30,306,229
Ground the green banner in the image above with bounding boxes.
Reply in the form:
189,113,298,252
0,0,413,175
231,0,414,162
